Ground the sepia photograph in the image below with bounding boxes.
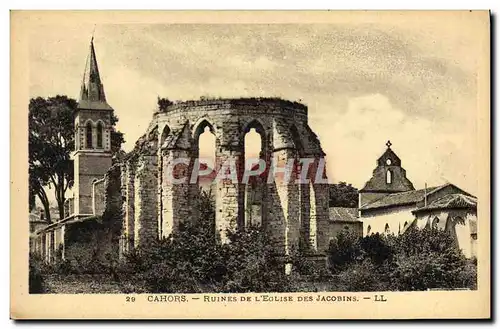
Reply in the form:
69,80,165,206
11,10,490,319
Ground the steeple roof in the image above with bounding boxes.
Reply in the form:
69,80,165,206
360,141,415,193
78,38,113,111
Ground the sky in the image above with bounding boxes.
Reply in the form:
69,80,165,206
29,14,485,197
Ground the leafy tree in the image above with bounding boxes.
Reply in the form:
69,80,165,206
329,182,359,208
29,95,124,222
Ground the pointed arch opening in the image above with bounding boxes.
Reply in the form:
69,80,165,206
96,121,104,149
242,119,267,229
147,125,159,151
385,223,390,235
86,121,93,149
386,169,392,184
193,119,216,190
191,119,217,234
198,126,216,187
367,225,371,235
160,124,171,149
432,216,440,229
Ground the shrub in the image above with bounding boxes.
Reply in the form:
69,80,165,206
326,227,477,291
222,225,292,292
336,260,390,292
29,254,46,294
327,229,363,273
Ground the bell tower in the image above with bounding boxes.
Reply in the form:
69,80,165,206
359,141,415,207
72,37,114,217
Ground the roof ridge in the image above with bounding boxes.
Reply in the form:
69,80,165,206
360,193,388,208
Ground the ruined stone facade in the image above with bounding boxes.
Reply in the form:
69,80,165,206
115,97,331,258
30,39,361,267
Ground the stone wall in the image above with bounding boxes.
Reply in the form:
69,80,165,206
121,160,136,256
92,178,106,216
73,152,112,215
134,154,158,247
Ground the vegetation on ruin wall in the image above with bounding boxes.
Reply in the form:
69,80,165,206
156,96,308,112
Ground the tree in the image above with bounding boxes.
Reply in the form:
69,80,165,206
29,95,125,222
329,182,359,208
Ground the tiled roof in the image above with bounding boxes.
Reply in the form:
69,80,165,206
329,207,361,222
361,185,444,210
413,194,477,213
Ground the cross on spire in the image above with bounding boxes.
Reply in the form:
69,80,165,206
386,140,392,148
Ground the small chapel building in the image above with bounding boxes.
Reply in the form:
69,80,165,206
358,141,478,258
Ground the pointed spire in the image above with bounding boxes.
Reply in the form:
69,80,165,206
78,36,112,110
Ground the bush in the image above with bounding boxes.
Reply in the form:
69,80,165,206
336,260,390,292
326,227,477,291
327,229,363,273
222,225,292,292
29,254,46,294
388,228,473,291
120,221,297,293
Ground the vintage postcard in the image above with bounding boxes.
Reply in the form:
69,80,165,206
11,10,490,319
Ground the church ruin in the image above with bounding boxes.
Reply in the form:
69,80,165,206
30,39,357,267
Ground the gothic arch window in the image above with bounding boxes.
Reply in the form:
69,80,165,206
160,124,171,148
386,169,392,184
385,223,390,234
404,221,408,228
367,225,371,235
432,217,440,229
86,121,93,149
96,121,103,149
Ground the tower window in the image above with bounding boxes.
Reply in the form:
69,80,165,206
86,122,93,149
385,223,390,234
386,170,392,184
367,225,371,235
97,122,103,148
